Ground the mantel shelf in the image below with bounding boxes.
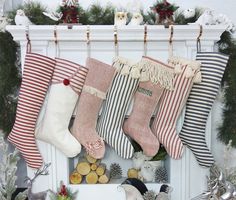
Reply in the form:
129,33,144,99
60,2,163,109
6,25,226,42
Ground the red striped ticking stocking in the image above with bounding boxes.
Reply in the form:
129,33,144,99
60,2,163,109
151,56,201,159
8,53,55,169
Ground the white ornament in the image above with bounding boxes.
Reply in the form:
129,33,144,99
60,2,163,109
128,12,143,25
43,12,63,21
215,14,235,33
114,11,127,26
14,9,33,26
132,151,152,170
189,9,216,25
190,9,235,33
183,8,195,19
138,161,155,182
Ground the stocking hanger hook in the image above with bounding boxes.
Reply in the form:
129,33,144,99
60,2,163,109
54,25,57,45
169,25,174,57
197,25,203,52
114,25,118,57
25,25,31,53
86,25,91,58
54,25,60,57
144,24,147,56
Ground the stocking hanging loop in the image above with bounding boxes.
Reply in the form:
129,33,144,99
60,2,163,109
25,26,31,53
54,25,59,57
114,25,119,56
197,25,203,52
143,24,148,56
168,25,174,57
86,25,91,58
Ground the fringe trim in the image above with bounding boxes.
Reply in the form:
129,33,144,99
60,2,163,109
138,58,175,90
83,85,106,99
168,56,202,80
112,56,142,79
168,56,201,70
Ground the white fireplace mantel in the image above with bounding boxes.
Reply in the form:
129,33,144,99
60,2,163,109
6,25,226,200
7,25,224,42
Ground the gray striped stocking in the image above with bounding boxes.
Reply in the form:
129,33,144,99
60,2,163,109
97,57,141,159
180,52,229,167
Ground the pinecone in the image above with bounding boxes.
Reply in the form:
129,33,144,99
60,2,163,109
143,190,156,200
155,166,168,183
110,163,122,179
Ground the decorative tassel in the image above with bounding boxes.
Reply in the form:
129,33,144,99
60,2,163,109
130,67,141,79
174,64,182,74
140,70,150,82
169,56,201,70
184,66,194,78
193,71,202,83
121,64,130,75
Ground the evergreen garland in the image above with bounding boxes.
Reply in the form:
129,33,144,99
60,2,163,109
0,31,20,135
174,8,202,25
0,135,28,199
8,1,57,25
217,32,236,146
83,4,115,25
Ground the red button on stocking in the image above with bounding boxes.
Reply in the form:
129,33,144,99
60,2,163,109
63,79,70,86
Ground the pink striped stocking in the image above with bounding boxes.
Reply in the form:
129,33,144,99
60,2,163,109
8,53,55,169
151,56,201,159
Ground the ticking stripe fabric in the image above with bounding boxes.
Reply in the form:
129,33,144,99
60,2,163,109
8,53,55,169
35,58,88,157
97,57,141,159
151,56,201,159
52,58,88,94
180,52,229,167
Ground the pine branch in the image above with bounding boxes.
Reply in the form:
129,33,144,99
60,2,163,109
14,189,28,200
0,135,20,199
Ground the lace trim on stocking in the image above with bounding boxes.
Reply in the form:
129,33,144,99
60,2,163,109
83,85,106,99
112,56,142,79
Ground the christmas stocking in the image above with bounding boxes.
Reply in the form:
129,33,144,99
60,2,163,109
123,56,174,156
97,57,142,159
72,58,116,159
35,58,88,157
8,53,55,169
151,56,201,159
180,52,229,167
